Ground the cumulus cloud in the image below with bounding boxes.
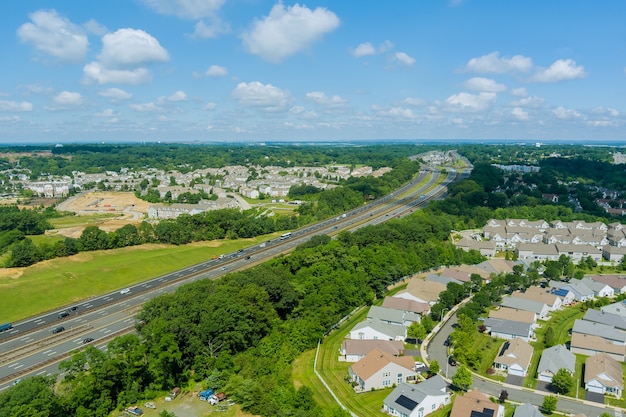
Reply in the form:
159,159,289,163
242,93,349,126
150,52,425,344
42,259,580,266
241,3,340,63
553,106,582,119
0,100,33,112
531,59,587,82
465,51,533,73
205,65,227,77
98,87,133,101
98,28,169,68
352,42,376,58
375,106,416,119
511,87,528,97
305,91,347,106
204,102,217,110
161,90,188,102
231,81,293,112
17,9,88,62
83,18,108,36
130,102,163,112
400,97,427,107
511,107,529,120
191,18,230,38
140,0,226,19
464,77,506,92
20,84,54,95
83,62,152,84
510,96,544,108
445,92,497,112
394,52,415,67
96,108,117,117
53,91,84,106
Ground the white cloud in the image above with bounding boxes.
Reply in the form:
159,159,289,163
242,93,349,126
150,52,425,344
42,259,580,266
141,0,226,19
53,91,84,106
552,106,582,120
231,81,293,112
532,59,587,82
352,42,376,58
375,106,416,119
511,87,528,97
305,91,347,106
130,102,163,112
379,40,394,53
510,96,544,108
98,28,169,68
191,18,230,38
465,51,533,73
445,92,497,112
96,108,116,117
17,9,88,62
204,102,217,110
98,87,133,101
464,77,506,92
83,19,108,36
241,3,340,63
83,62,152,84
20,84,54,95
401,97,427,107
161,91,188,102
205,65,227,77
394,52,415,67
0,100,33,112
511,107,529,121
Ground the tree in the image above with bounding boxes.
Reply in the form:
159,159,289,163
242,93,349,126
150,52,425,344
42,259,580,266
7,238,42,267
541,395,557,414
429,360,440,375
498,389,508,403
551,368,574,394
407,322,427,341
451,366,472,391
544,326,555,348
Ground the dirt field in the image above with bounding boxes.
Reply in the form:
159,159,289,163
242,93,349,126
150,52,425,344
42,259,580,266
52,192,151,238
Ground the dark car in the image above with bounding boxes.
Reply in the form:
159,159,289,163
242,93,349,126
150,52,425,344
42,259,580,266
83,337,94,344
70,306,78,311
58,311,70,319
444,335,452,346
448,356,457,366
52,326,65,334
245,256,251,260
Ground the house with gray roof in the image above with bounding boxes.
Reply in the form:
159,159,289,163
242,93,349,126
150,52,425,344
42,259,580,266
425,272,461,287
572,319,626,344
349,319,406,341
513,403,544,417
456,238,497,257
367,305,419,327
383,376,450,417
570,333,626,361
382,297,430,316
601,300,626,317
500,296,550,319
483,318,533,342
549,280,595,301
583,309,626,331
589,275,626,294
537,344,576,382
602,245,626,262
580,277,614,298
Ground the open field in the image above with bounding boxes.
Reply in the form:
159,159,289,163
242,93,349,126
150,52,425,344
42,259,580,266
0,237,270,322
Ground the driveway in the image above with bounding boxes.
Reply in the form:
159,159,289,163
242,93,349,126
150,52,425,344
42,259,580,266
505,374,524,387
584,391,605,404
535,380,551,392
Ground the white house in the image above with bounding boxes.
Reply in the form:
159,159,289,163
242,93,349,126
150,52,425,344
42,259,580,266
349,319,406,341
493,338,533,377
584,353,623,398
349,348,416,391
383,376,450,417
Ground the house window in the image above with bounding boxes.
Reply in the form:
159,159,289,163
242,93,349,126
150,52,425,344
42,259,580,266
397,373,403,383
383,379,391,386
383,372,391,377
358,332,364,340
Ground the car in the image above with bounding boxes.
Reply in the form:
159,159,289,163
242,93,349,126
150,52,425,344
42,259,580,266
444,335,452,346
69,306,78,311
245,256,251,260
52,326,65,334
237,249,244,253
221,266,227,271
58,311,70,319
120,288,130,294
83,337,94,344
448,356,458,366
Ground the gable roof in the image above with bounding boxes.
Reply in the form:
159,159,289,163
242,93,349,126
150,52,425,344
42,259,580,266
341,339,404,357
583,309,626,331
572,319,626,343
450,390,502,417
601,300,626,317
382,296,430,314
584,353,623,389
511,288,559,307
570,333,626,357
488,307,536,324
500,296,547,315
483,318,532,338
494,338,533,369
368,305,406,324
405,278,447,303
351,319,406,340
383,376,448,415
350,348,415,381
537,344,576,375
513,403,543,417
589,274,626,291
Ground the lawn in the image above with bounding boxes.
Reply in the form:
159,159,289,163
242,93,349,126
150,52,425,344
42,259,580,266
0,238,271,322
49,213,119,228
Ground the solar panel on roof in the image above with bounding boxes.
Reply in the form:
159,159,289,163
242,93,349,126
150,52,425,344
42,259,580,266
395,394,418,410
470,408,494,417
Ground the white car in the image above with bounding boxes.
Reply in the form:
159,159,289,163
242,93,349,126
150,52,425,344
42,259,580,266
120,288,130,294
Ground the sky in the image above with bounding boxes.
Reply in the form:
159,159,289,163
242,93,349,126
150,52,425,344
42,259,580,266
1,0,625,144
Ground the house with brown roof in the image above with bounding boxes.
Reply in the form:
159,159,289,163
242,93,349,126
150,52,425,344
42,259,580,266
456,238,497,258
382,297,430,316
348,348,416,391
492,337,533,377
449,389,504,417
584,353,623,397
512,287,562,311
589,275,626,294
400,279,447,305
488,307,536,325
570,333,626,362
339,339,404,362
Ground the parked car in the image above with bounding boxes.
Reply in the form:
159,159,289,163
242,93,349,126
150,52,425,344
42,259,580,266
52,326,65,334
444,335,452,346
448,356,458,366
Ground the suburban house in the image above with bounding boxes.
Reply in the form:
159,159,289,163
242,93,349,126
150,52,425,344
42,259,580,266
482,318,533,342
382,297,430,316
399,279,447,305
549,280,595,302
455,237,497,258
348,348,416,391
550,287,576,305
601,300,626,317
425,272,462,287
602,246,626,262
349,319,406,341
367,305,421,327
382,376,450,417
570,333,626,361
580,277,615,298
537,344,576,383
475,259,519,275
488,307,536,325
584,353,623,398
571,319,626,345
513,403,544,417
511,287,562,311
589,275,626,294
449,389,504,417
583,309,626,331
500,296,550,320
339,339,404,362
492,337,533,377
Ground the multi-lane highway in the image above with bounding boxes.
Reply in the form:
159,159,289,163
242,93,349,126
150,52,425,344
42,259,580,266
0,165,465,389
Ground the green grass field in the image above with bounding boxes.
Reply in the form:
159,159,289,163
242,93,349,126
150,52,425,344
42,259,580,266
48,213,119,228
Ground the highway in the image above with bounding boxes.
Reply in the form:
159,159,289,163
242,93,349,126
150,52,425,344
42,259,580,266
0,165,464,390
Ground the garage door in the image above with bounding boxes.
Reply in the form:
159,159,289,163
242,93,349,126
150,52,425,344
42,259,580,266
587,384,605,394
508,366,525,377
538,374,552,383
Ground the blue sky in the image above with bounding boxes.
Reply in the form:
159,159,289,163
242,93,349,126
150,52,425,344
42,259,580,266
1,0,625,143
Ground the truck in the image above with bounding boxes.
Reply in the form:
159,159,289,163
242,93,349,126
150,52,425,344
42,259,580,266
208,392,226,405
0,323,12,332
126,406,144,416
165,387,180,401
198,389,214,401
